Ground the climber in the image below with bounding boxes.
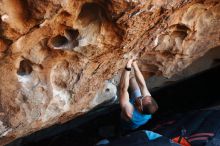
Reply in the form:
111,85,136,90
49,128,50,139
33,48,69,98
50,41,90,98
119,57,158,132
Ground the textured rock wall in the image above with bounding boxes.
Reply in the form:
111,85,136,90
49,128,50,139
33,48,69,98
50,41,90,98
0,0,219,145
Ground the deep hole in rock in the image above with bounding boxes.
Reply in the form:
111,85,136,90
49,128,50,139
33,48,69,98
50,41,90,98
170,23,190,39
63,28,79,48
17,59,33,76
50,35,68,48
64,29,79,41
78,3,106,27
105,88,110,92
75,2,112,54
171,31,187,40
175,24,190,31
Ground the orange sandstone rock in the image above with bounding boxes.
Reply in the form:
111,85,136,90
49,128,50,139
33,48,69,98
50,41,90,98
0,0,219,145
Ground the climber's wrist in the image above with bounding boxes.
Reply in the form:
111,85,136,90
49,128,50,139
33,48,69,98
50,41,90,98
125,66,131,71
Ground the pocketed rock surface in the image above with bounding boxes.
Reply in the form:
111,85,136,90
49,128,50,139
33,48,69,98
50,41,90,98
0,0,219,145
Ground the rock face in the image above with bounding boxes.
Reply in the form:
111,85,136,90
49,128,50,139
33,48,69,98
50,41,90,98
0,0,219,145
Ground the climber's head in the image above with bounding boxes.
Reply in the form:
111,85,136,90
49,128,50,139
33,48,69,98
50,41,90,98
134,95,158,114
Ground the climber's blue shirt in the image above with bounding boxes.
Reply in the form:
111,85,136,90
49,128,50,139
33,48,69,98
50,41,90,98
122,89,152,130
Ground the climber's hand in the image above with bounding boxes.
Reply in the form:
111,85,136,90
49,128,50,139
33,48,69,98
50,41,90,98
131,54,138,64
126,58,133,68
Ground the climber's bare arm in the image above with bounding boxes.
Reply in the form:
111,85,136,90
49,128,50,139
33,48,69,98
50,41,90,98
119,59,134,120
132,61,151,97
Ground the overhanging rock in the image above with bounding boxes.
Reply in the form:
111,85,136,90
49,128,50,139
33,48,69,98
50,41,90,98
0,0,220,145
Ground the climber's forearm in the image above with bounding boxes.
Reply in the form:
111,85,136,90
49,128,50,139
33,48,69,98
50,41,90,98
133,61,147,88
119,69,130,93
119,59,133,106
133,61,151,96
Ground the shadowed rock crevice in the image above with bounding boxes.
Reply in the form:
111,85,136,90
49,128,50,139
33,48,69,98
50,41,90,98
77,3,106,27
50,28,79,50
50,35,68,48
17,59,33,76
64,29,79,41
